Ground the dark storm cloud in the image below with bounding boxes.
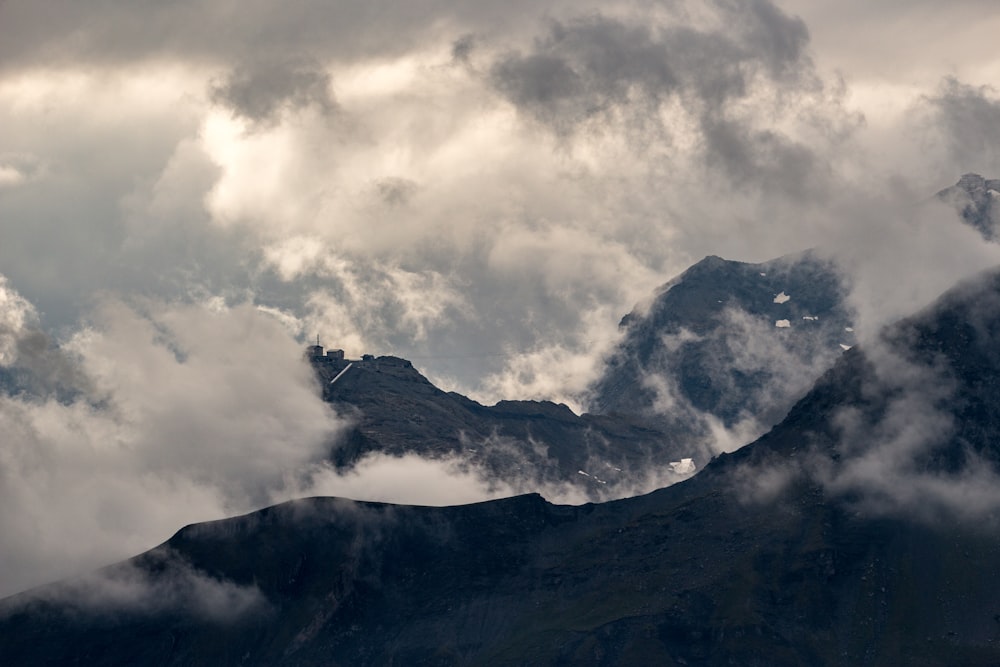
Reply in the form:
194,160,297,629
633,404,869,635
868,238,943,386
485,3,832,196
0,0,851,390
699,117,824,198
731,0,812,74
373,177,419,208
490,18,679,133
210,57,336,125
488,2,811,134
451,34,476,64
0,0,553,70
925,77,1000,176
9,330,93,399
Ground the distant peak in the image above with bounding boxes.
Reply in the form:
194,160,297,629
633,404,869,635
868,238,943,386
937,173,1000,241
953,173,1000,193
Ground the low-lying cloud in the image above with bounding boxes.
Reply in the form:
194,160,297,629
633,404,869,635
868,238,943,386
11,548,268,623
736,275,1000,524
0,285,347,597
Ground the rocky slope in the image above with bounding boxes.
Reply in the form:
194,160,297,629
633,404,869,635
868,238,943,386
313,355,694,500
313,250,856,498
5,266,1000,665
587,249,856,461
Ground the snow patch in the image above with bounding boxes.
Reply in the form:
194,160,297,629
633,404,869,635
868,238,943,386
577,470,607,484
775,319,791,328
669,458,696,474
773,292,791,304
845,327,854,332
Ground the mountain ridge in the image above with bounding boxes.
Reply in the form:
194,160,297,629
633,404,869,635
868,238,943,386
6,264,1000,665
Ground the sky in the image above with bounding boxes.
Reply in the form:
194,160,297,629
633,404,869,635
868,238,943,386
2,0,1000,597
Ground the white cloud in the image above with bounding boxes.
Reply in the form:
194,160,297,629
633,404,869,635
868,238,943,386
302,453,518,507
0,289,345,597
21,549,268,622
0,275,39,364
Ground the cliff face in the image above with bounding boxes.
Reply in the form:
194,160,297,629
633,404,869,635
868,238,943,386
5,267,1000,666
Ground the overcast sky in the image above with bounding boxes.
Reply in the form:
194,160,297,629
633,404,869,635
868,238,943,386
2,0,1000,597
2,0,1000,398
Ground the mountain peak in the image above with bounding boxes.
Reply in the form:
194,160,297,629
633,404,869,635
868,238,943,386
956,172,1000,191
589,249,853,460
937,173,1000,240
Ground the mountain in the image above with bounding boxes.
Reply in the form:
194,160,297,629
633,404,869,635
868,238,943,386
311,354,695,500
5,266,1000,665
937,173,1000,241
587,249,856,461
312,197,971,495
310,250,856,498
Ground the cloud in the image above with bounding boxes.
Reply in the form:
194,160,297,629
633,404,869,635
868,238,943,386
0,0,864,403
735,272,1000,523
210,56,336,126
809,339,994,523
0,285,346,597
302,453,520,507
304,442,697,508
613,307,843,463
780,0,1000,90
485,5,826,189
12,548,268,623
826,191,1000,339
0,153,42,188
488,2,812,127
2,279,643,597
0,0,887,405
0,275,39,364
924,78,1000,179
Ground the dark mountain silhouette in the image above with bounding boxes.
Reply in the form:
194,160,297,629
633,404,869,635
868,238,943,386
314,250,857,499
587,249,856,460
313,354,695,500
5,266,1000,666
